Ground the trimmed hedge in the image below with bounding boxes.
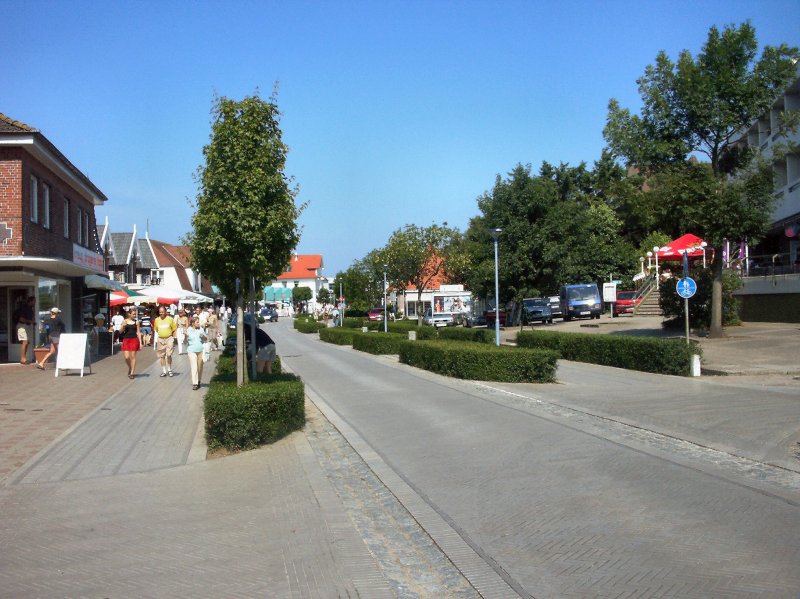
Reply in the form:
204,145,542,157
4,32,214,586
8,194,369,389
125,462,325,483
214,353,283,377
399,340,557,383
294,318,326,333
205,368,305,451
516,330,701,376
438,327,494,344
341,317,367,328
318,326,362,345
352,332,409,355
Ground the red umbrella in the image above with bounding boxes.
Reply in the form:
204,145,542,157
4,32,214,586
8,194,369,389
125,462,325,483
657,234,707,261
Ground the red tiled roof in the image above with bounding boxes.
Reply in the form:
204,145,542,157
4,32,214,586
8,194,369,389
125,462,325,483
277,254,323,280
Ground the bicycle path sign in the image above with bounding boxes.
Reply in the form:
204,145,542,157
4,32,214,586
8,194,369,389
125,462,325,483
676,276,697,299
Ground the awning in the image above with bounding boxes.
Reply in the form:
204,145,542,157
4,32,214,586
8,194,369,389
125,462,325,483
657,234,707,261
0,256,102,278
264,287,275,301
85,274,123,291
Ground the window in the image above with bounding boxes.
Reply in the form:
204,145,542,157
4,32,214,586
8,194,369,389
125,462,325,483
77,207,83,244
30,176,38,223
42,184,50,229
84,211,89,247
63,199,70,238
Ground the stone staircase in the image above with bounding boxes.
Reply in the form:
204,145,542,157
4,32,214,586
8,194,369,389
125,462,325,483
634,287,663,316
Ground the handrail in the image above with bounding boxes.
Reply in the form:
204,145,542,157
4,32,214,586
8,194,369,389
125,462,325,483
634,273,656,302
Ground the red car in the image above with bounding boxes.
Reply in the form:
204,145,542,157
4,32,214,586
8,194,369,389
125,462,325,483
367,308,385,321
613,291,640,316
484,309,507,328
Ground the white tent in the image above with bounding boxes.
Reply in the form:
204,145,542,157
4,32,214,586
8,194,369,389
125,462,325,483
131,285,212,305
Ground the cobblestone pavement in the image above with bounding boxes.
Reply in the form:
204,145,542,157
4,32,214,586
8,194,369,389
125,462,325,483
304,400,482,599
0,349,158,483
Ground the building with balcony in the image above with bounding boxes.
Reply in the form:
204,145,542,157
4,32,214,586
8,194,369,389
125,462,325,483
728,63,800,321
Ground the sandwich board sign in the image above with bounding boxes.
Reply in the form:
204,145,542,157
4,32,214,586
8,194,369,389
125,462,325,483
55,333,91,377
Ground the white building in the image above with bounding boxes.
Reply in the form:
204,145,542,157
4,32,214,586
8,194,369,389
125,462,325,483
262,254,329,313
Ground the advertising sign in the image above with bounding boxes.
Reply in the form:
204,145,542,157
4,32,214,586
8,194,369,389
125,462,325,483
602,282,617,303
433,294,471,315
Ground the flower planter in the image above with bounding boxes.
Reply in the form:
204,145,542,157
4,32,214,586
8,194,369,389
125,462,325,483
33,346,50,364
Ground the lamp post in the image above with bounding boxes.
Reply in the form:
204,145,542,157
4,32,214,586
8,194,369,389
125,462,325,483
383,264,388,333
653,246,660,290
700,241,708,268
490,228,502,347
646,251,653,270
639,256,645,276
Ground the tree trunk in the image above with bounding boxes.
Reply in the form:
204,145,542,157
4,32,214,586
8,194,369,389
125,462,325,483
236,297,246,387
708,254,725,338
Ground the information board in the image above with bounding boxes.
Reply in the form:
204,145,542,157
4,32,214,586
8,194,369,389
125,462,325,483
55,333,90,377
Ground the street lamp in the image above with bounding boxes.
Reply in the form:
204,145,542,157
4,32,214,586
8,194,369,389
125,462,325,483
700,241,708,268
639,256,645,276
653,246,660,289
383,264,388,333
490,228,502,346
646,251,653,270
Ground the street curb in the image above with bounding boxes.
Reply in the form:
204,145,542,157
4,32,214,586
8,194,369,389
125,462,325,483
301,381,525,599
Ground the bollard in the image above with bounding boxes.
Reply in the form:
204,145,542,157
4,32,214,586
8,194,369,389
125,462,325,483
691,354,701,377
408,331,417,341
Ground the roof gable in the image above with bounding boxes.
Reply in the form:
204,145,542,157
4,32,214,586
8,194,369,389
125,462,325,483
276,254,323,280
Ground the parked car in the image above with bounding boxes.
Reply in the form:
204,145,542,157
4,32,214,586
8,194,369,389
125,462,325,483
367,307,385,321
521,297,553,325
547,295,563,319
613,290,640,316
260,306,278,321
422,308,454,327
463,312,487,328
484,309,507,328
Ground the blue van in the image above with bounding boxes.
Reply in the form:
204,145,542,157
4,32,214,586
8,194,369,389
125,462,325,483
559,283,603,320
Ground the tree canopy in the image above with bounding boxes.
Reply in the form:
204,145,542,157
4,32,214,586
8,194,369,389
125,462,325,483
187,91,303,299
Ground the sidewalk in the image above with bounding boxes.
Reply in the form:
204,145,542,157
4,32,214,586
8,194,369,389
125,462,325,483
0,342,394,597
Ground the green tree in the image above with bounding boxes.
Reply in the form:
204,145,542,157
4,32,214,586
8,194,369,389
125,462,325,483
332,255,382,313
464,163,637,304
187,91,302,384
604,22,798,336
317,287,332,307
381,223,464,324
292,286,313,313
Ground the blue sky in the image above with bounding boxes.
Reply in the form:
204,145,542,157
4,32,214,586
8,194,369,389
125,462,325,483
3,1,798,277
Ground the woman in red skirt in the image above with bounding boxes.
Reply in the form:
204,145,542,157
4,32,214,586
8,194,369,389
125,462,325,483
120,307,142,379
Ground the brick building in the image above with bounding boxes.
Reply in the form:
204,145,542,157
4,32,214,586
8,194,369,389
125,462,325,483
0,113,118,363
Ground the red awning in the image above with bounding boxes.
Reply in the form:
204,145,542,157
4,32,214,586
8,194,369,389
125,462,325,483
657,234,707,261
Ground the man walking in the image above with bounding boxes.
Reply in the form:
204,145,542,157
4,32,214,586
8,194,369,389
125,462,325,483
154,305,177,377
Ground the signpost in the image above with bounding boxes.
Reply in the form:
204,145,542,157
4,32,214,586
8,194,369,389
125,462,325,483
676,275,697,345
55,333,90,377
603,282,617,319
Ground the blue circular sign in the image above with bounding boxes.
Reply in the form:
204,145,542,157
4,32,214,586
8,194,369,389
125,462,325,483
676,277,697,299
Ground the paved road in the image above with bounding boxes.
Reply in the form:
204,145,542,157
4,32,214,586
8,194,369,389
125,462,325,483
275,324,800,598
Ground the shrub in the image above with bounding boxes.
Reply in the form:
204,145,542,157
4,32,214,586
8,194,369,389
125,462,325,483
205,374,305,451
352,332,409,354
294,318,325,333
216,352,282,376
516,330,701,376
318,327,362,345
438,327,494,344
341,317,367,329
399,340,557,383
